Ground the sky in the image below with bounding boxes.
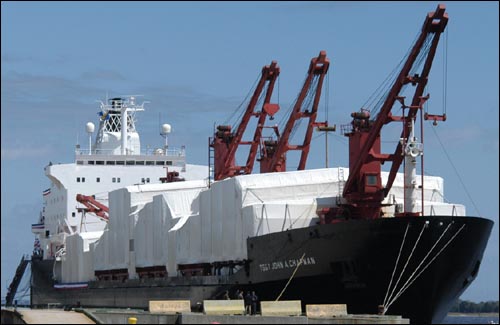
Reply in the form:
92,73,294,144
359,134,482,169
1,1,498,303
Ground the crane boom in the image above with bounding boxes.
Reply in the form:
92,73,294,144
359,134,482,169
260,50,330,173
76,194,109,222
211,61,280,181
340,4,448,220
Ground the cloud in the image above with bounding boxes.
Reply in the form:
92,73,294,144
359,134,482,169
1,71,101,104
81,69,126,81
1,53,31,63
1,53,72,65
1,147,54,160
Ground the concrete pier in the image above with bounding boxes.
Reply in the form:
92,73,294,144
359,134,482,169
1,308,95,324
84,308,410,324
2,307,410,324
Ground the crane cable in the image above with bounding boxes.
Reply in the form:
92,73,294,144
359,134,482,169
223,72,261,127
430,126,482,217
363,30,420,116
442,28,448,116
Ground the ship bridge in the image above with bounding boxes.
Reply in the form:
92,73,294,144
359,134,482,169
75,149,186,169
75,96,187,169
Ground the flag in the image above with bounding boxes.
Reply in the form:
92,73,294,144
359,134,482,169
99,111,110,121
43,188,51,196
32,223,45,231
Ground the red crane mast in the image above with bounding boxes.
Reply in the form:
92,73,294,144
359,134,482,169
76,194,109,222
336,4,448,221
211,61,280,181
260,50,330,173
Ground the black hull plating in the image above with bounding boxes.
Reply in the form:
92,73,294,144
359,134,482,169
31,215,493,324
238,216,493,324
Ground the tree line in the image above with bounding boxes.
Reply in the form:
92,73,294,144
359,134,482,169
449,299,499,313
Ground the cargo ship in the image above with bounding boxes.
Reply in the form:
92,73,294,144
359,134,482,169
5,4,493,324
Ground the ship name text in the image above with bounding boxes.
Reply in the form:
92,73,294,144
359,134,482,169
259,256,316,272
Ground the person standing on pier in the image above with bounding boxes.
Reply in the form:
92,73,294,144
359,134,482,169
244,291,252,315
251,291,259,315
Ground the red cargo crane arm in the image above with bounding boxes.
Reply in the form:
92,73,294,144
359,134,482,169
211,61,280,181
261,50,330,173
341,4,448,219
76,194,109,222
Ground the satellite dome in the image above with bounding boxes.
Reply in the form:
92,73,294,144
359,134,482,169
86,122,95,133
161,123,172,135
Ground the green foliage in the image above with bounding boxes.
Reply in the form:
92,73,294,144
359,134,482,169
449,299,499,313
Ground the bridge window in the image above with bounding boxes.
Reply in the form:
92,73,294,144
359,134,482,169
166,161,173,166
106,161,115,165
88,161,95,165
116,161,125,165
146,161,154,166
82,177,85,183
117,177,121,183
126,161,135,165
96,177,100,183
77,177,81,182
136,161,144,165
96,161,104,165
156,161,165,165
112,177,116,183
77,161,83,165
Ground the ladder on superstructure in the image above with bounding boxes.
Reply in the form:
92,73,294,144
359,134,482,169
208,137,215,187
5,255,30,306
337,167,345,205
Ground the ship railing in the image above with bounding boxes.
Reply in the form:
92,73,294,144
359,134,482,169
340,124,353,135
75,147,186,157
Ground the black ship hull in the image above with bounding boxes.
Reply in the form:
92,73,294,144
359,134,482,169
31,215,493,324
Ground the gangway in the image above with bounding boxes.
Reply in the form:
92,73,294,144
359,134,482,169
5,255,30,306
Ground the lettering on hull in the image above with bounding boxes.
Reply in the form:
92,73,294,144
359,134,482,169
259,256,316,272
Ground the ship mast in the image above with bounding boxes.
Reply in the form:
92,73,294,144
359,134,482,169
403,118,423,214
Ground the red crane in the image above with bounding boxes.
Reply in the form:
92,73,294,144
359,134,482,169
210,61,280,181
259,50,330,173
326,4,448,222
76,194,109,222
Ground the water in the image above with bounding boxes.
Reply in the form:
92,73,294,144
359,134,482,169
441,315,499,324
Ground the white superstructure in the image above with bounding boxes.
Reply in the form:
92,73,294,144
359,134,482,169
32,96,208,262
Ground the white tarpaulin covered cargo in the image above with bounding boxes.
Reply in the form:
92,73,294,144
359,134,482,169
60,231,103,283
171,168,345,269
92,180,207,275
89,167,462,279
